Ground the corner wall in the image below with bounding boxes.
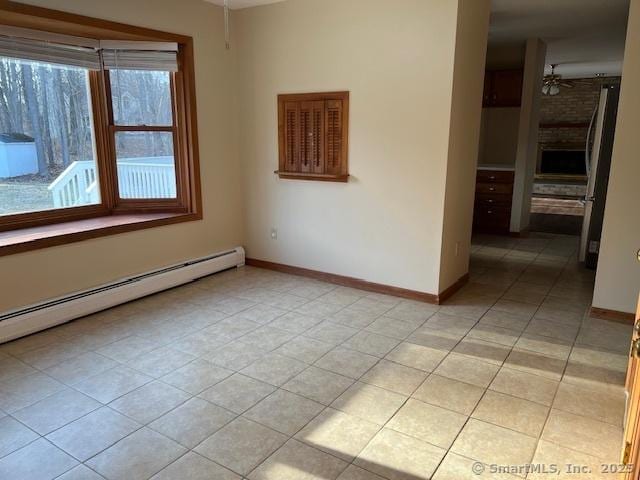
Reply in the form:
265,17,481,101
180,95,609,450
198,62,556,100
0,0,243,312
438,0,491,291
236,0,489,296
593,0,640,314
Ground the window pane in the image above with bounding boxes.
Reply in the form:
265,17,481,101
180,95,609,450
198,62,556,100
0,57,100,216
110,70,172,126
115,131,176,199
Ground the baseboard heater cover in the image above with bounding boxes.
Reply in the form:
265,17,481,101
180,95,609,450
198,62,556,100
0,246,245,344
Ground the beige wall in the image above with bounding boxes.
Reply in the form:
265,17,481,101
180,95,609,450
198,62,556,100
511,38,546,233
236,0,487,295
438,0,491,291
0,0,243,312
593,0,640,314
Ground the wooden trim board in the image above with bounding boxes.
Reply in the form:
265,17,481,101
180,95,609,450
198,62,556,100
245,258,468,305
590,306,635,324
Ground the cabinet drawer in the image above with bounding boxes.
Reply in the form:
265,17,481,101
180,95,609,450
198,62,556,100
476,170,514,184
476,182,513,195
475,193,512,207
473,207,511,233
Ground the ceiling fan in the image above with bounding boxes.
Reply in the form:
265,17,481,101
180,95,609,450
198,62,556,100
542,64,574,96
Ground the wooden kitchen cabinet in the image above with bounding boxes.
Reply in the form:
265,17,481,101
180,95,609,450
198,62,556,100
473,169,515,234
483,69,523,108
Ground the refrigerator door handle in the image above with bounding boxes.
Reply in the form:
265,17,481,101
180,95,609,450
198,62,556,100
585,104,598,179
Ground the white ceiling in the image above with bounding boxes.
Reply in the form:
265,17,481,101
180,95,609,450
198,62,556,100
490,0,630,78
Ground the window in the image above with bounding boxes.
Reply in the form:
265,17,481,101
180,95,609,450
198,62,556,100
277,91,349,182
0,10,201,242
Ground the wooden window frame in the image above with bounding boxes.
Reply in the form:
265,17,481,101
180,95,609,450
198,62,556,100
0,2,202,237
277,91,349,182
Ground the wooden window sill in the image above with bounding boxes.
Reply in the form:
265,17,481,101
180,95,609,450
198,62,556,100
0,212,201,257
275,171,350,183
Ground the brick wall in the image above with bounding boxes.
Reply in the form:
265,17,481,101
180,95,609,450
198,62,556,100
538,78,601,146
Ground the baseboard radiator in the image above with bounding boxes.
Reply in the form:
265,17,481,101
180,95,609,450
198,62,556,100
0,247,245,344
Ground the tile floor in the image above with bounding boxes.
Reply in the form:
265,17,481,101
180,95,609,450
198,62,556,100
0,233,631,479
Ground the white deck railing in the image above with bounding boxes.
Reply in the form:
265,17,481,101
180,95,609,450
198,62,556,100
49,157,175,208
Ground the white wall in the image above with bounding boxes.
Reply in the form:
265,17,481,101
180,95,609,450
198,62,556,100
593,0,640,314
236,0,488,296
511,38,546,233
438,0,491,291
0,0,243,312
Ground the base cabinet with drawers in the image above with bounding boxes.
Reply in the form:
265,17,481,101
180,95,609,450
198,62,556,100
473,168,514,234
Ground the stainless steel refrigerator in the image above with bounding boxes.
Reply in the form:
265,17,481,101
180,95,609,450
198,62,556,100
579,79,620,269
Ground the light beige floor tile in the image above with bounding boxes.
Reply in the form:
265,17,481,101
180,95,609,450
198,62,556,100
355,428,446,480
0,438,78,480
491,299,539,319
0,416,39,458
514,333,572,360
562,345,627,393
433,452,520,479
503,349,566,381
412,374,485,415
451,418,537,466
360,359,426,395
423,312,477,336
212,297,257,315
329,309,380,329
479,309,530,333
528,440,612,480
249,438,348,480
241,353,307,386
204,341,269,371
44,352,118,386
15,341,88,370
97,335,160,362
472,390,549,437
314,347,378,379
337,465,386,480
195,417,287,476
385,342,447,372
236,304,287,324
526,318,579,342
160,359,232,395
365,316,421,340
243,389,324,435
126,347,196,378
268,312,322,334
304,321,358,345
274,336,333,363
87,427,187,480
296,300,345,319
331,382,406,425
239,326,296,350
387,398,467,448
199,373,275,414
384,300,438,323
350,298,395,316
0,372,66,413
283,366,354,405
542,409,623,461
553,382,625,426
73,366,152,404
57,464,106,480
453,338,510,366
149,397,235,448
0,356,37,383
46,407,140,461
489,367,559,406
152,451,240,480
434,353,499,388
342,331,400,358
12,388,100,435
108,381,190,424
466,323,520,347
406,327,461,351
296,408,380,461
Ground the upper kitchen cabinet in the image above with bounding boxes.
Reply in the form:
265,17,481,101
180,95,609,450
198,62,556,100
483,69,524,108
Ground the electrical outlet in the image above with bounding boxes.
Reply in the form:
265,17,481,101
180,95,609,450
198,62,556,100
270,228,277,240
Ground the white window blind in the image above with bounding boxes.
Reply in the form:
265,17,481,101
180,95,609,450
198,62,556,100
0,26,101,70
100,41,178,72
0,26,178,72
